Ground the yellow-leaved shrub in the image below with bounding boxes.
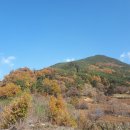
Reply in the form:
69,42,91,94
43,78,61,96
49,95,77,127
5,68,36,88
0,92,32,129
0,83,21,98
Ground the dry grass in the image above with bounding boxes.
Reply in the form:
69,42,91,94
113,94,130,99
100,115,130,123
1,94,130,130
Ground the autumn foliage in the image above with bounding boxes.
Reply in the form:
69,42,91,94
4,68,36,88
0,83,21,98
0,92,31,129
43,78,61,96
49,95,77,127
36,68,56,77
91,75,102,83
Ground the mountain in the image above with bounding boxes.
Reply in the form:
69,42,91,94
51,55,130,95
52,55,130,71
52,55,130,78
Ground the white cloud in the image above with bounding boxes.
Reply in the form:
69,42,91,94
120,52,130,62
120,53,126,59
127,52,130,59
65,58,75,62
1,56,16,67
0,55,16,80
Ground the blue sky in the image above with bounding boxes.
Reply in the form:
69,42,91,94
0,0,130,79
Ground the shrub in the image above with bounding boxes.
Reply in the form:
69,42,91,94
107,99,130,116
77,112,91,130
0,92,32,129
88,108,104,122
49,95,77,127
66,87,80,97
114,86,130,94
5,68,36,88
0,83,21,98
15,80,27,91
43,78,61,96
94,92,107,103
35,77,44,93
75,101,88,110
70,97,79,107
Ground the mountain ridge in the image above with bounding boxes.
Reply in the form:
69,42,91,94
51,55,130,71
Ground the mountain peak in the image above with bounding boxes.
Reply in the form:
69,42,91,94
52,55,130,70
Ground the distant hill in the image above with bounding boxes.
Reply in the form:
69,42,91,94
52,55,130,72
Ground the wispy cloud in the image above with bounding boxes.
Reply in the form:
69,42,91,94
0,55,16,80
65,58,75,62
1,56,16,67
120,52,130,62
